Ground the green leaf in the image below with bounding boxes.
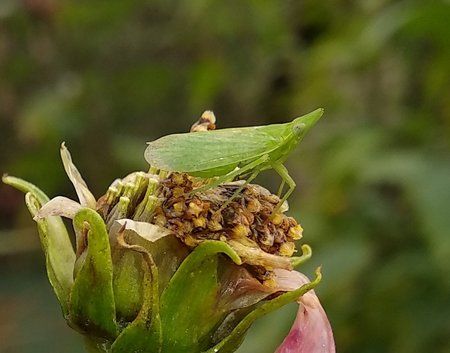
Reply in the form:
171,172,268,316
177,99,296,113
70,208,118,340
159,241,241,353
205,268,322,353
2,175,75,317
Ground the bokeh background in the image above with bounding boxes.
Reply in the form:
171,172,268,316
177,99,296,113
1,1,449,352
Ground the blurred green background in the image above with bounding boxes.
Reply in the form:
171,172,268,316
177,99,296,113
1,0,449,352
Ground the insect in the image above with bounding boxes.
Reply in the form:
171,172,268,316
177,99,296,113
145,108,323,212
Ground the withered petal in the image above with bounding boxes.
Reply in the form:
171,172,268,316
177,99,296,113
219,264,273,311
34,196,82,220
60,142,97,209
227,239,293,270
112,219,173,243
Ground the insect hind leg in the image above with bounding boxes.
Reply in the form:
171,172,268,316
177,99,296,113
272,162,296,214
277,180,285,197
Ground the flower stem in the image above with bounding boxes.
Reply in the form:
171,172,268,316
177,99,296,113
84,338,110,353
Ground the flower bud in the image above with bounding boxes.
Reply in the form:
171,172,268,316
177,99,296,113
3,139,334,353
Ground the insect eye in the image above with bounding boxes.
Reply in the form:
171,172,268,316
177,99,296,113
293,123,305,135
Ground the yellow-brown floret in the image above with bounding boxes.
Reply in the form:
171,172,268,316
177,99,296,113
154,173,303,257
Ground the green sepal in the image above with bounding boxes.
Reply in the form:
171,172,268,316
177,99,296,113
111,244,162,353
70,208,118,340
204,268,322,353
2,175,75,317
111,249,144,322
290,244,313,267
160,241,242,353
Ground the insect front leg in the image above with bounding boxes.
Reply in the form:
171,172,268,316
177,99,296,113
272,162,296,214
190,154,270,195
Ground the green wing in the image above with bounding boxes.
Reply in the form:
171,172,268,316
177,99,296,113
145,123,291,174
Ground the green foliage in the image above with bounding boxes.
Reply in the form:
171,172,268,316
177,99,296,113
1,0,449,352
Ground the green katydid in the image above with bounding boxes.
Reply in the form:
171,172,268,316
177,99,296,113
145,108,323,212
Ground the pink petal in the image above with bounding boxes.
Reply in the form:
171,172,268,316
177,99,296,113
272,268,308,292
274,271,335,353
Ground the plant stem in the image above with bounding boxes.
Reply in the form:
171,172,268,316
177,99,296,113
84,338,110,353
